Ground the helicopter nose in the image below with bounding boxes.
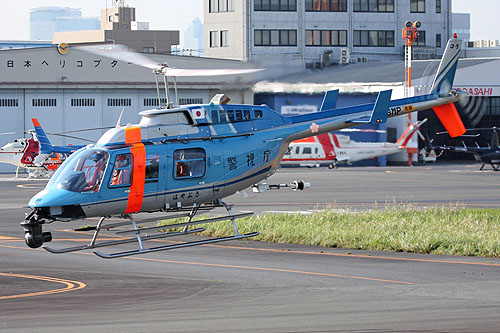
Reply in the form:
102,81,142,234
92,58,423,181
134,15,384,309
29,188,87,219
29,188,84,208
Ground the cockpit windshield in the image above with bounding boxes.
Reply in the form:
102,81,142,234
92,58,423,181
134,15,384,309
48,148,109,193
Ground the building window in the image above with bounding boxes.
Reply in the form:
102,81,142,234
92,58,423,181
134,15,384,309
487,97,500,116
32,98,57,107
144,98,168,107
142,47,154,53
210,31,219,48
173,148,206,179
410,0,425,13
305,0,347,11
353,30,394,47
254,29,297,46
220,30,229,47
306,30,347,46
436,0,441,13
107,98,131,107
415,30,426,46
209,0,234,12
436,33,441,48
0,99,18,107
71,98,96,107
255,0,297,11
353,0,394,12
178,98,203,105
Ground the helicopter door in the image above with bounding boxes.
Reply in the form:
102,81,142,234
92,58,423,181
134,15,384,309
99,153,134,214
141,150,161,211
101,149,161,214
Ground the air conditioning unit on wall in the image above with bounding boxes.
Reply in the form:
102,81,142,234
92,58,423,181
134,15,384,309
339,48,350,64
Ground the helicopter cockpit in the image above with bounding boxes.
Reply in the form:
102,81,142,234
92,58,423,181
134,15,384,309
48,148,109,193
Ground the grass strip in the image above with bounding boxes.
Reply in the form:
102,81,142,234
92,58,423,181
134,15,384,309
158,205,500,257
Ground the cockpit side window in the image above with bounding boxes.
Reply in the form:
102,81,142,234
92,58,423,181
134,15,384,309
173,148,206,179
81,151,109,192
109,154,132,187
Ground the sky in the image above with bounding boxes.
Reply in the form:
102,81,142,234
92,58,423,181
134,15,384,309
0,0,204,40
0,0,497,41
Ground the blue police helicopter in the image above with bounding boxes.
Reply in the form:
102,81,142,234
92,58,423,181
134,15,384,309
21,38,467,258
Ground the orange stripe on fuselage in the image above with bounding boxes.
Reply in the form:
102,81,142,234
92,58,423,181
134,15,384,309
124,127,146,214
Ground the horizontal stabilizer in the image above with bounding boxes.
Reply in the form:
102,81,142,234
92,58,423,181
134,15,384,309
433,103,466,137
320,89,339,111
348,90,392,125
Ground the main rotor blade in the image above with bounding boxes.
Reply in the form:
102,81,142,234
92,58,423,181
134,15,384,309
44,133,95,143
75,44,159,70
163,68,263,77
416,129,426,141
75,44,263,76
436,130,480,137
0,131,29,136
52,127,115,134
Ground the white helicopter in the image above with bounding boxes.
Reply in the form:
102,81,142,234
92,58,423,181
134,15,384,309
20,38,466,258
282,119,428,168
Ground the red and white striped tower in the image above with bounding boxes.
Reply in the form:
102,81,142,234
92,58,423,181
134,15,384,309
402,21,421,165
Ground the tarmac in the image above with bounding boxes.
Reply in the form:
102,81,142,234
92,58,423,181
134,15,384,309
1,163,500,332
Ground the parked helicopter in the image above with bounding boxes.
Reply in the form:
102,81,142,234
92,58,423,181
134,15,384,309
431,127,500,170
21,37,466,259
0,119,86,178
281,119,427,168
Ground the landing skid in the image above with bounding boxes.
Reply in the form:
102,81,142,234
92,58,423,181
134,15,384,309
480,163,500,171
43,200,258,258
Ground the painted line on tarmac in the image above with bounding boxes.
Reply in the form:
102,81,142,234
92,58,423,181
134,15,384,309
0,273,86,300
0,242,417,286
128,256,418,285
52,229,500,268
0,236,21,240
16,184,46,189
210,243,500,267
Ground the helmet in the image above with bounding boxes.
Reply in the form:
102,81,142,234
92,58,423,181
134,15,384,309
116,155,126,160
92,152,105,162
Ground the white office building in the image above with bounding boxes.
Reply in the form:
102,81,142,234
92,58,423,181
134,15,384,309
204,0,452,67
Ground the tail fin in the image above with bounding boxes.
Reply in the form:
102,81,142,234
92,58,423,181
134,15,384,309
320,89,339,111
31,118,53,154
430,37,466,137
430,38,462,95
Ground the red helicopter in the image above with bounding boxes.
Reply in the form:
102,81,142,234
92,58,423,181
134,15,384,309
0,119,85,178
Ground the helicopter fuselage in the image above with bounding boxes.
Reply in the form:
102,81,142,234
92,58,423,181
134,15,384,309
28,91,461,222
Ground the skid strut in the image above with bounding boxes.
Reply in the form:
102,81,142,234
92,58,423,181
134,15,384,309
43,201,258,258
